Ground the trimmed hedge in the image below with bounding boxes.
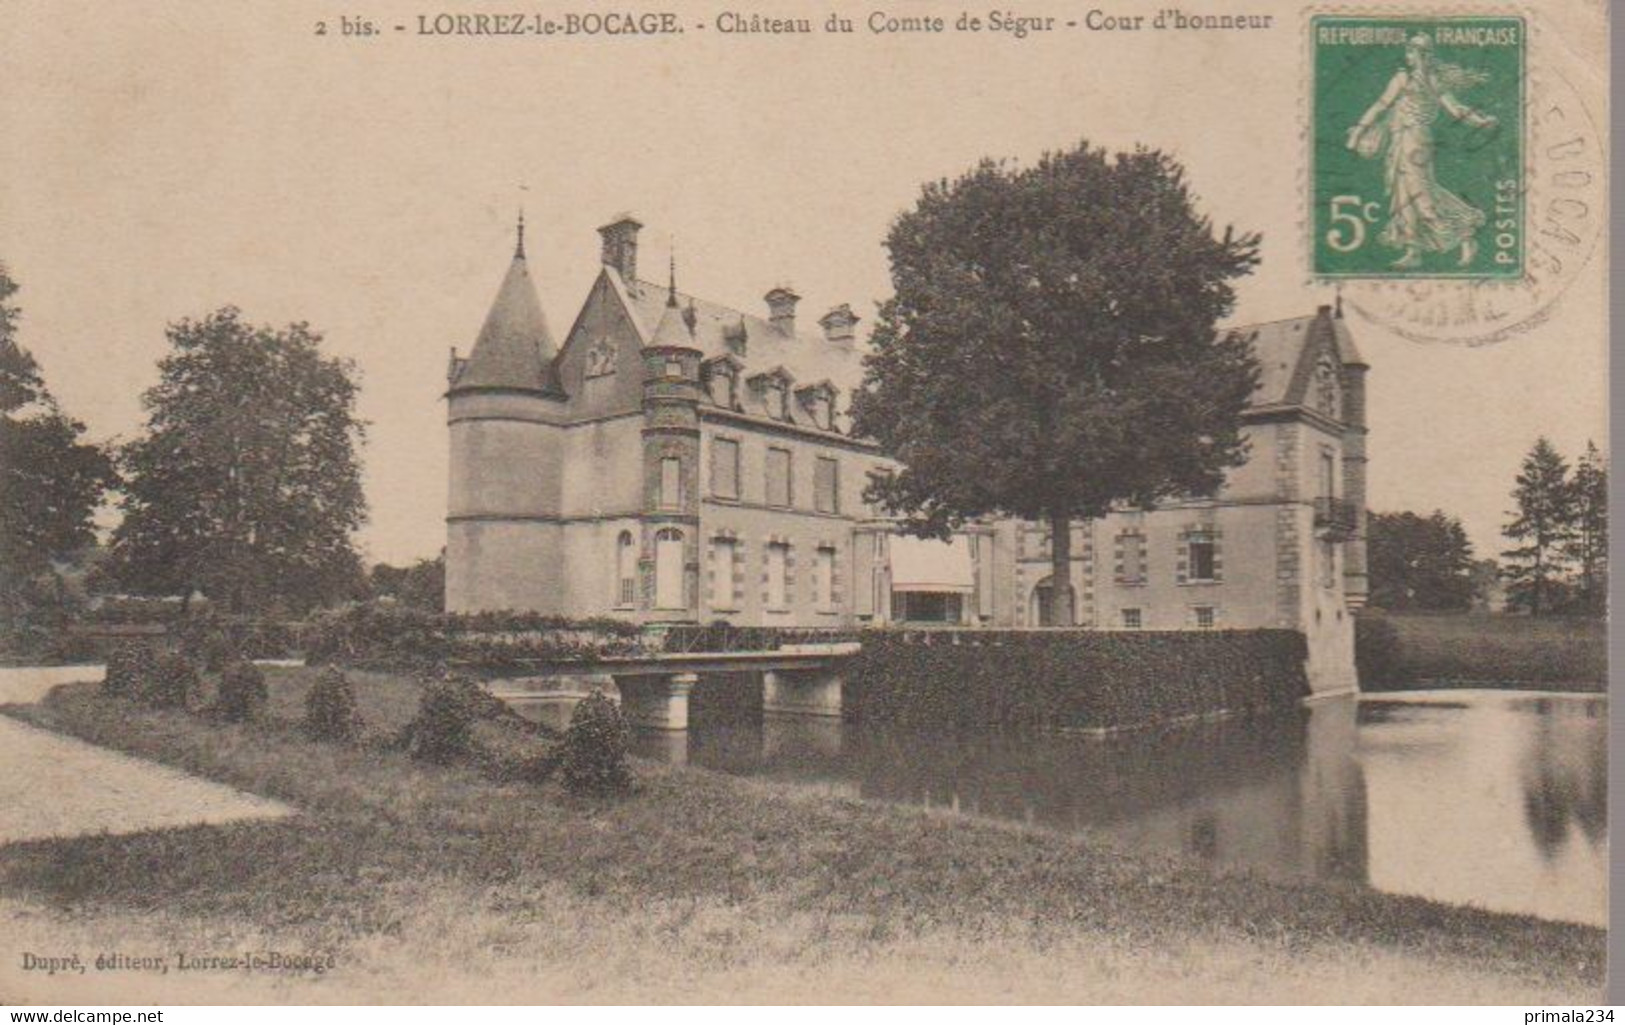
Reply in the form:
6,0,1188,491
1356,612,1606,690
560,691,632,796
302,603,648,670
404,674,483,764
843,629,1309,730
303,667,363,742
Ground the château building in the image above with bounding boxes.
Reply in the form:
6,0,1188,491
445,215,1369,691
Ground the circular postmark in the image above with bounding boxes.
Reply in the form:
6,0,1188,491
1340,64,1604,346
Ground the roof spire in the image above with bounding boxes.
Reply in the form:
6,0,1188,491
515,208,526,260
667,239,680,308
1334,285,1344,319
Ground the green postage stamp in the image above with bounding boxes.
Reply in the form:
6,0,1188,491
1311,15,1525,279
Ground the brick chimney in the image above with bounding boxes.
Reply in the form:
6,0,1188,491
818,304,859,345
765,286,800,336
598,214,642,285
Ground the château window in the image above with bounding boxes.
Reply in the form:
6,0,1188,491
766,542,789,609
1116,532,1147,585
816,546,836,610
615,531,637,607
1320,449,1337,500
1315,359,1340,419
1187,535,1216,582
711,537,738,610
766,448,792,508
654,528,686,610
1121,607,1143,630
711,438,740,500
814,457,840,514
1193,605,1216,629
660,457,681,510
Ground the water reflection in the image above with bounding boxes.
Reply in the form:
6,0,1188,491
634,687,1606,927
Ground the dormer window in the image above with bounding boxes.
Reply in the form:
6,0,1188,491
797,382,838,430
749,368,794,421
1315,358,1340,420
703,357,740,410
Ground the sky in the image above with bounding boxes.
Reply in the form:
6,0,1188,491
0,0,1608,565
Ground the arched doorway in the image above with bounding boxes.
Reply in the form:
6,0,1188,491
1029,576,1076,627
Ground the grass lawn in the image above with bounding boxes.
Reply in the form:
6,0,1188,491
0,667,1605,1004
1360,613,1607,691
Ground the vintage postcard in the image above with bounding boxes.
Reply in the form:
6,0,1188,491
0,0,1609,1008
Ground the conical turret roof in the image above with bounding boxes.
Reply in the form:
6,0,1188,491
452,248,559,393
648,299,697,349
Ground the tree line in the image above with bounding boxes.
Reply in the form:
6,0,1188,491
0,265,392,634
1366,437,1606,617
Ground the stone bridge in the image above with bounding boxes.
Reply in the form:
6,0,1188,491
478,642,860,731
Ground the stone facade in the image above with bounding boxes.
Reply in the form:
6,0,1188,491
446,215,1370,692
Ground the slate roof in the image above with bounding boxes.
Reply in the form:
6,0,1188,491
1223,308,1364,409
623,276,865,430
450,253,560,393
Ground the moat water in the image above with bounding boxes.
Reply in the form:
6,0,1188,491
631,689,1607,927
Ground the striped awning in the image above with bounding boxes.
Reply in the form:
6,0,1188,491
889,534,975,593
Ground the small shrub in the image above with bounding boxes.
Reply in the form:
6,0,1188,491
303,667,362,742
406,674,481,764
560,691,631,796
217,660,268,723
136,651,198,709
102,643,158,698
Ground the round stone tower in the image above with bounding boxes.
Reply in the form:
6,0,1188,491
444,218,566,613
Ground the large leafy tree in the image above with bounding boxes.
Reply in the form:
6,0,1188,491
851,143,1261,625
107,307,367,614
1564,440,1607,617
0,265,116,618
1367,510,1475,611
1500,437,1574,616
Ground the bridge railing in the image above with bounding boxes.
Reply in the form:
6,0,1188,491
653,623,862,654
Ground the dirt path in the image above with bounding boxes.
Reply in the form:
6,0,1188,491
0,666,292,845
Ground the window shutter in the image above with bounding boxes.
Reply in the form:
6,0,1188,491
854,534,874,615
828,544,844,608
975,535,994,618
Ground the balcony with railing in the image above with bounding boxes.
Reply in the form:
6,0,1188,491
1313,496,1359,540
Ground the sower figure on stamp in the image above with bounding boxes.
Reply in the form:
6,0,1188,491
1346,34,1498,269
